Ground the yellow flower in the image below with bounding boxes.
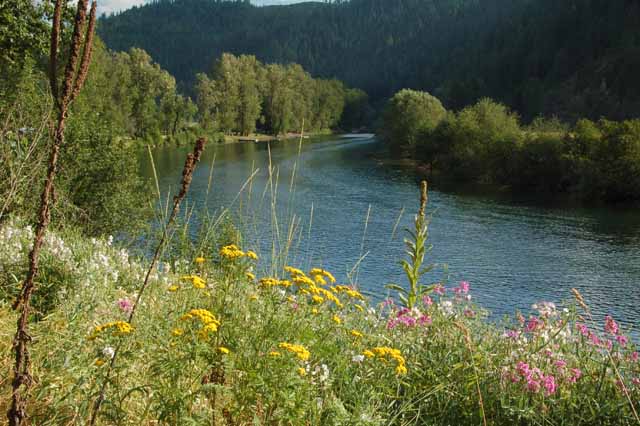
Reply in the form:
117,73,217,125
172,328,184,336
297,367,307,377
309,268,336,284
168,285,179,292
312,295,324,304
180,309,221,341
95,359,105,367
354,304,364,312
395,364,408,375
268,351,281,357
218,346,230,354
332,315,342,325
311,308,319,315
284,266,306,277
363,350,375,359
278,342,311,361
246,250,258,260
350,330,364,338
181,275,206,289
250,294,258,301
195,257,206,264
246,272,256,281
367,346,407,376
219,244,245,260
89,321,133,340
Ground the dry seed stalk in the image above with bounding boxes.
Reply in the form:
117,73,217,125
89,138,206,425
8,2,97,425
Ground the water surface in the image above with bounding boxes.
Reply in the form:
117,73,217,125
142,136,640,330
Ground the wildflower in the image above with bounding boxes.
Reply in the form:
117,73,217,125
250,294,258,301
181,275,206,289
439,300,454,316
463,309,475,318
314,364,330,383
219,244,245,260
332,315,342,325
605,315,619,335
309,268,336,284
576,323,589,336
363,350,375,358
298,367,307,376
312,295,324,304
168,285,179,292
311,308,319,315
526,316,543,333
95,359,105,367
284,266,306,277
180,309,221,341
172,328,184,336
268,351,281,357
116,298,133,313
395,364,408,375
616,335,628,347
246,272,256,281
246,250,258,260
195,257,206,264
542,375,557,395
422,295,433,306
278,343,311,361
354,304,364,312
218,346,230,354
352,354,365,363
102,346,115,359
527,379,540,393
568,368,582,383
350,330,364,338
554,360,567,369
433,284,445,295
453,281,470,295
631,352,639,362
368,346,407,375
89,321,133,340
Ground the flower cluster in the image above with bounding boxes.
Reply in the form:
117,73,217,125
363,346,407,375
387,307,431,329
181,275,206,289
278,342,311,361
88,321,133,340
179,309,221,341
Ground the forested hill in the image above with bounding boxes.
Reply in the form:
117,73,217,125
98,0,640,121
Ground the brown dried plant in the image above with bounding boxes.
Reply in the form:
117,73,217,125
8,1,97,425
89,137,206,425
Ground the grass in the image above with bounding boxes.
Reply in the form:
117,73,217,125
1,204,640,424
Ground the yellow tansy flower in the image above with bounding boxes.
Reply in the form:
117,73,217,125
172,328,184,336
350,330,364,338
195,257,206,264
218,346,230,354
95,359,105,367
332,315,342,325
297,367,307,377
246,250,258,260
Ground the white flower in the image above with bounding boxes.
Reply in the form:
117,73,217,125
352,354,365,363
102,346,115,359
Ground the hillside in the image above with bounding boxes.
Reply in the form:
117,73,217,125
98,0,640,121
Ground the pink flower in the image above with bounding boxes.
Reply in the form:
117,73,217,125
588,332,600,346
422,295,433,306
516,362,530,376
464,309,475,318
576,323,589,336
568,368,582,383
632,378,640,387
604,315,619,335
555,360,567,369
505,329,519,340
542,375,557,395
418,315,432,326
527,379,541,393
117,298,133,313
616,335,628,347
526,316,542,333
433,284,445,295
630,352,639,362
454,281,470,295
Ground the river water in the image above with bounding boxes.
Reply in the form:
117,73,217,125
142,135,640,329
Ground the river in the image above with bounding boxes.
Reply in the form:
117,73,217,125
142,135,640,330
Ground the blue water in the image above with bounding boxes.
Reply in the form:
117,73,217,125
143,135,640,331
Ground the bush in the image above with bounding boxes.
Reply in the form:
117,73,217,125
381,89,447,150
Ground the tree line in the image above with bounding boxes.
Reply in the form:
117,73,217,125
382,90,640,203
99,0,640,122
196,53,370,136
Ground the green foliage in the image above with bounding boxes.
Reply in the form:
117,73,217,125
381,89,446,149
1,219,640,424
197,53,364,136
98,0,640,121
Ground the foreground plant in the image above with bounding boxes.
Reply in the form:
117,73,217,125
8,1,97,424
387,180,443,308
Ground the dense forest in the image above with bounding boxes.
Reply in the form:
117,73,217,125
99,0,640,122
